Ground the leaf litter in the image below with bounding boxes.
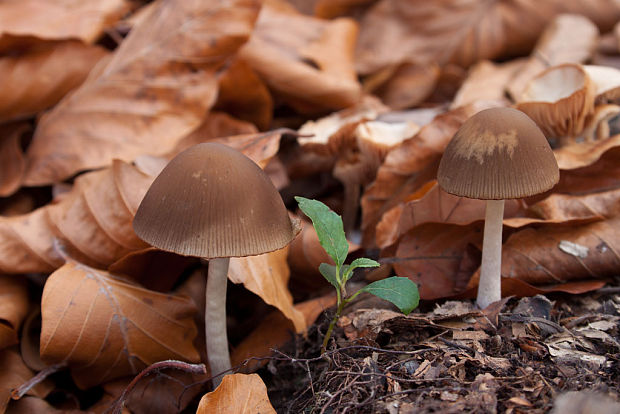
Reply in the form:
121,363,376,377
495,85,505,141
1,0,620,412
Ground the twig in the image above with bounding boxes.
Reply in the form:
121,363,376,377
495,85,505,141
108,360,206,414
11,362,68,399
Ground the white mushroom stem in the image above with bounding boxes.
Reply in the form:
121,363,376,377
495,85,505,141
205,257,231,387
477,199,505,309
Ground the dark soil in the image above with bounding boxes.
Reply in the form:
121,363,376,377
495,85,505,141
258,289,620,413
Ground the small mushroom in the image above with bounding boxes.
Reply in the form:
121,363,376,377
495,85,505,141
437,107,559,308
132,143,300,386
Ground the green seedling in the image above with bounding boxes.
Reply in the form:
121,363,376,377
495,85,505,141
295,196,419,352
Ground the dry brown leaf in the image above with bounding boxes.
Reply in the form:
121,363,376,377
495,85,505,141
24,0,261,185
288,219,336,292
361,102,496,246
367,63,440,110
528,189,620,222
0,0,129,45
466,217,620,290
392,222,483,300
0,41,108,122
232,293,336,371
507,14,599,100
0,276,29,351
554,135,620,194
40,259,200,389
196,373,276,414
355,0,620,75
214,58,273,130
229,247,306,334
376,181,526,249
452,59,525,109
5,396,81,414
0,123,28,197
0,348,53,414
314,0,375,18
239,0,361,112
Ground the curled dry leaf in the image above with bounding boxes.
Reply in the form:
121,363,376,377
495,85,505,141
40,259,200,389
196,373,276,414
580,104,620,142
354,0,620,75
228,247,306,334
0,123,28,197
239,0,361,112
516,63,595,142
452,59,525,109
0,348,53,414
583,65,620,103
0,276,29,350
361,101,496,246
0,0,129,46
554,135,620,194
507,14,599,100
376,181,525,249
0,41,108,123
24,0,261,185
0,160,152,274
214,58,273,130
467,217,620,290
527,188,620,223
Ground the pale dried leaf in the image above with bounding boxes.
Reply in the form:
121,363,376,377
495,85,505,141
369,63,440,110
40,259,200,389
355,0,620,74
0,0,129,45
507,14,599,100
196,373,276,414
0,41,107,122
24,0,261,185
452,59,525,109
0,276,29,350
229,247,306,333
239,0,361,112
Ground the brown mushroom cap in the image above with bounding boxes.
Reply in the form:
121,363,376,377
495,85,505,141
437,107,559,200
133,143,300,259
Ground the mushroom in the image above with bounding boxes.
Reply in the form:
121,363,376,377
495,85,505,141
132,143,300,386
437,107,559,308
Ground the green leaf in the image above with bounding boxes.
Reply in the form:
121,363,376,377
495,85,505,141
343,258,380,282
295,196,348,268
319,263,339,289
359,277,419,315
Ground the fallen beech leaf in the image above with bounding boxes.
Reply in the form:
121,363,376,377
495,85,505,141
361,102,496,246
232,293,337,371
0,41,107,122
376,181,525,249
163,112,258,159
452,59,525,109
0,348,53,414
555,137,620,194
314,0,375,19
239,0,361,112
392,222,483,299
355,0,620,74
229,247,306,334
507,14,599,100
214,58,273,130
24,0,261,185
5,396,81,414
528,188,620,222
367,63,440,110
40,259,200,389
0,0,129,45
0,276,29,350
196,373,276,414
466,217,620,290
0,123,28,197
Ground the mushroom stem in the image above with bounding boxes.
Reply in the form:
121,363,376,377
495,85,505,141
477,199,505,309
205,257,231,387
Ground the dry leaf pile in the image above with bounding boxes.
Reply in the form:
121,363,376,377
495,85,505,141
0,0,619,412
